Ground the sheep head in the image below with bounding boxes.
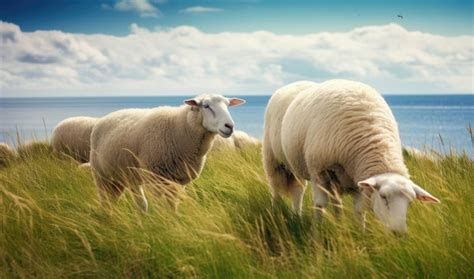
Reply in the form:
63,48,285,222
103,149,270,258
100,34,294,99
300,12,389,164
358,173,440,234
184,94,245,138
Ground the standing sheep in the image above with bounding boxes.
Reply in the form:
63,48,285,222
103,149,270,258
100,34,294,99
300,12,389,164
51,117,98,163
263,80,439,234
90,94,245,211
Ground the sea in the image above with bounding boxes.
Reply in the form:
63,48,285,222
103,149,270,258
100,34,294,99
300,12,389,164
1,95,473,155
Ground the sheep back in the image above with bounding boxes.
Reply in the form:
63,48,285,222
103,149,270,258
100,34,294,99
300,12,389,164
280,79,407,182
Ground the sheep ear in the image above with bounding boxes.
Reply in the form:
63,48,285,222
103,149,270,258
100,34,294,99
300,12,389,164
184,98,200,107
229,98,246,107
412,184,440,203
357,177,378,190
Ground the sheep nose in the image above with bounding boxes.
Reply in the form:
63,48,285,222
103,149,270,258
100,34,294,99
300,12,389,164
224,123,234,132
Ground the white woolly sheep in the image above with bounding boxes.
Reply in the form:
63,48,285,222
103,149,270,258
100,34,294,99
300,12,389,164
0,143,16,169
263,79,440,234
51,116,98,163
90,94,245,211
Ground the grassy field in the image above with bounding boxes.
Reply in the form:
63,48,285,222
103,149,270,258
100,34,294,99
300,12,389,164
0,143,473,278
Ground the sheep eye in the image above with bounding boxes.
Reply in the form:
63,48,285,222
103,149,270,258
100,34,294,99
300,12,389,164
203,104,210,109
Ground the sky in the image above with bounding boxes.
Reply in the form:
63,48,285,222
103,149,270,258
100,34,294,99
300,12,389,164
0,0,473,97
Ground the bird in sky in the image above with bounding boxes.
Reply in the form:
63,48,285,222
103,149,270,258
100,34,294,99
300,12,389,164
397,15,404,19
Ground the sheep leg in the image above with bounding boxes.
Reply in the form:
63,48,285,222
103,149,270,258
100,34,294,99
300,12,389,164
330,190,343,219
270,190,282,209
130,184,148,212
352,190,370,230
266,161,305,215
164,184,183,212
320,170,343,219
327,181,343,219
311,179,329,222
265,164,286,209
148,181,182,212
94,175,125,207
78,162,91,170
263,149,284,208
288,182,307,216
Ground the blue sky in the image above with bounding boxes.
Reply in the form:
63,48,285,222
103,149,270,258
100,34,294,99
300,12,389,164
1,0,472,36
0,0,473,97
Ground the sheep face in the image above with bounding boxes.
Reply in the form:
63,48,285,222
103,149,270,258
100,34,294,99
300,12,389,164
184,95,245,138
358,173,440,234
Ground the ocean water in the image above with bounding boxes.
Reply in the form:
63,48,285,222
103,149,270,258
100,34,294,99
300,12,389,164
1,95,473,155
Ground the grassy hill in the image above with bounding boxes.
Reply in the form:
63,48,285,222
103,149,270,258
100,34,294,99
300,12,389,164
0,144,473,278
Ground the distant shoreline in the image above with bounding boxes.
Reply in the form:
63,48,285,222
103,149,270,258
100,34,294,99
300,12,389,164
1,95,473,155
1,93,474,99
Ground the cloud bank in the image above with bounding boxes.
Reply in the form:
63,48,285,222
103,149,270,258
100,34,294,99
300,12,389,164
0,21,472,97
180,6,224,13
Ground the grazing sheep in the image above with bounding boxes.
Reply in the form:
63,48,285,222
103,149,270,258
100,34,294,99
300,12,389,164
263,79,440,234
0,143,16,169
212,130,260,151
90,94,245,211
51,117,98,163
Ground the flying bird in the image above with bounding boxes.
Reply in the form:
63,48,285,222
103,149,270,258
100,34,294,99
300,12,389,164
397,15,404,19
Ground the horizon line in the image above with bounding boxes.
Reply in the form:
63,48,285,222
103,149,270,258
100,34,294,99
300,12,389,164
1,93,474,99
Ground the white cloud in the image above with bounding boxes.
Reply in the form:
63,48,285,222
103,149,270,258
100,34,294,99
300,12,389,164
109,0,160,17
0,21,472,97
180,6,224,13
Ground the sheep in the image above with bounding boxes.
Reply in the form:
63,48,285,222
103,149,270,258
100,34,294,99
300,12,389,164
51,117,98,163
0,143,16,169
90,94,245,211
263,79,440,234
212,130,260,151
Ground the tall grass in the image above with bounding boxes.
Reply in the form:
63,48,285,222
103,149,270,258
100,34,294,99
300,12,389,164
0,144,473,278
